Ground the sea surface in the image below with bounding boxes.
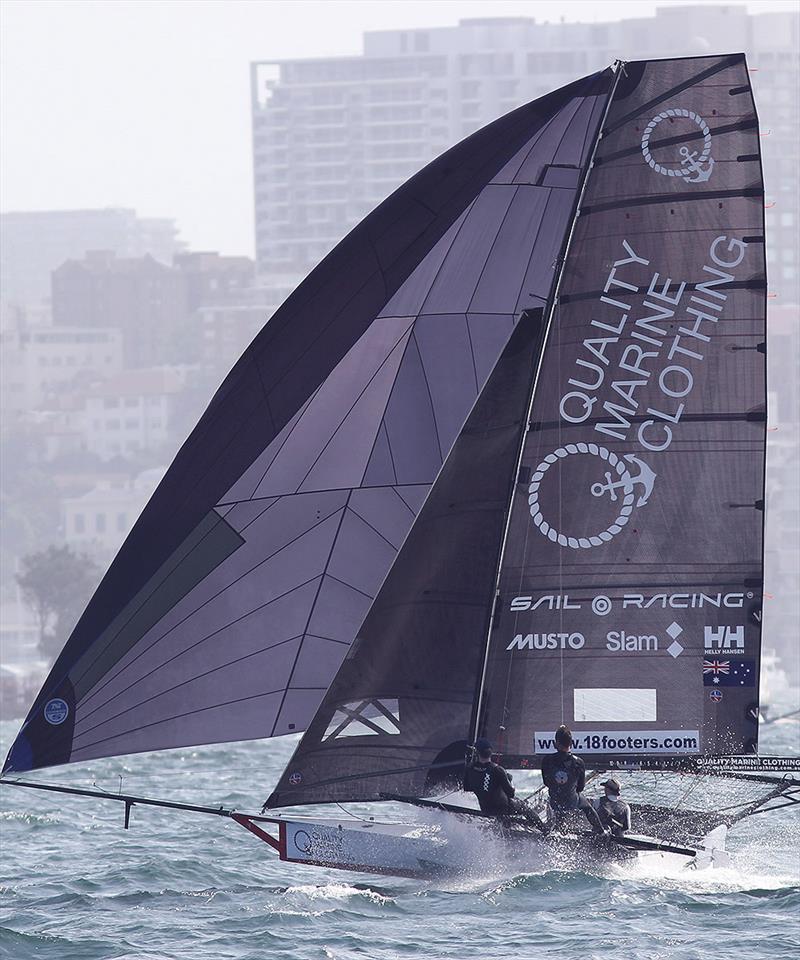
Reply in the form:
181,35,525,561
1,697,799,960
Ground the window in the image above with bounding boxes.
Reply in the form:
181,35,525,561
96,513,106,533
74,513,85,534
117,513,127,531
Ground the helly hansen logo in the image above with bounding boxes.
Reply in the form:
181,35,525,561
704,625,744,650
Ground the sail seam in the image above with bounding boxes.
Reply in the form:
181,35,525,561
77,502,349,712
415,199,478,317
464,185,521,315
511,188,558,313
248,388,321,500
293,318,416,493
270,494,353,737
347,505,403,552
389,485,419,518
72,634,309,741
411,331,445,464
63,510,244,707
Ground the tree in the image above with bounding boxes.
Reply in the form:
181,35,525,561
16,545,101,662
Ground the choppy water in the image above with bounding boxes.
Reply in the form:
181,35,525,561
2,701,799,960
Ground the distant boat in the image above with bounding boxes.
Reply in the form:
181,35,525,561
3,53,798,879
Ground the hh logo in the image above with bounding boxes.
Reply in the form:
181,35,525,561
704,625,744,650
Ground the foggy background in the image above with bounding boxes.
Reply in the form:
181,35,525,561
1,0,798,718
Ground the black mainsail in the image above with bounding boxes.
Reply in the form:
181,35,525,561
5,70,612,773
268,53,769,809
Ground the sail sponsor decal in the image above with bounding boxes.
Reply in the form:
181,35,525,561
534,731,700,754
507,632,585,651
702,657,756,687
509,591,749,613
505,619,756,660
531,234,748,549
43,699,69,725
640,108,714,184
704,625,745,652
528,444,655,549
506,628,675,655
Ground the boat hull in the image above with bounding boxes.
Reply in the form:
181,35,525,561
259,814,698,879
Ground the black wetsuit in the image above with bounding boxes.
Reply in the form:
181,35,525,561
593,796,632,837
540,751,603,831
463,760,515,814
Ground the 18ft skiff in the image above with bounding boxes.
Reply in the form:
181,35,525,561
3,54,798,879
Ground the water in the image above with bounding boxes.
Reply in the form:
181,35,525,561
1,707,799,960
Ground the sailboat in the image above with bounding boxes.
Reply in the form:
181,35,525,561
3,53,798,879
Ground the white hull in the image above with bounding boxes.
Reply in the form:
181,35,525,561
254,813,711,879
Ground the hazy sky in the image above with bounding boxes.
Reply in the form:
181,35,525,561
1,0,796,257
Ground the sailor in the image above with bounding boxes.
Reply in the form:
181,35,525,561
463,737,516,814
464,738,546,829
540,725,607,834
592,777,632,837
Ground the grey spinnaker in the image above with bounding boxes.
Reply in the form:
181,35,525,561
5,69,612,773
266,53,767,809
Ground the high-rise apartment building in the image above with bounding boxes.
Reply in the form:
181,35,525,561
251,5,798,301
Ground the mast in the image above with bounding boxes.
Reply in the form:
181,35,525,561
470,61,624,746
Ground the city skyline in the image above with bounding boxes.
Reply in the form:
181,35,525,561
2,0,798,255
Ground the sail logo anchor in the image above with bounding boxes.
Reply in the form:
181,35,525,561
591,454,656,507
528,444,657,550
641,108,714,184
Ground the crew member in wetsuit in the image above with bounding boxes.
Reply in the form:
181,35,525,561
592,778,632,837
463,738,545,829
463,738,515,814
540,725,606,833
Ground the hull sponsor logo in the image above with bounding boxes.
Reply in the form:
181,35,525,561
641,109,714,183
710,689,723,703
534,730,700,754
527,443,656,550
44,698,69,725
288,771,303,785
288,824,345,861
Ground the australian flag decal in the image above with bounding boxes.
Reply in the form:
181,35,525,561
703,657,756,687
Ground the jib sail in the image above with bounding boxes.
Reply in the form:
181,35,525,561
267,53,766,808
5,69,611,773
